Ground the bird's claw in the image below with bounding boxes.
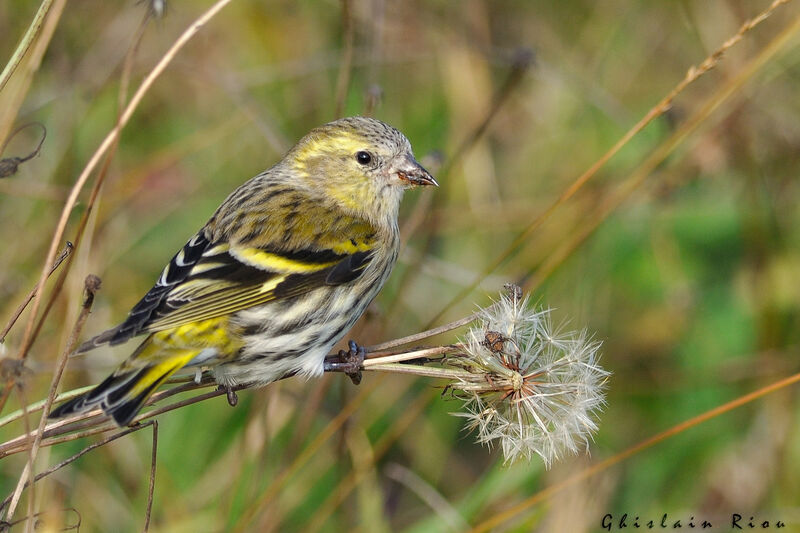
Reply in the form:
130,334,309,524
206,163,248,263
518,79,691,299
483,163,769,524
217,385,238,407
326,340,365,385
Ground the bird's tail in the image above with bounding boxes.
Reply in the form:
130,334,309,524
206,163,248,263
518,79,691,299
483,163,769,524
50,349,197,426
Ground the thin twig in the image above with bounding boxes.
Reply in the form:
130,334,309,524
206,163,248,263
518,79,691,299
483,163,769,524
366,313,477,351
0,381,217,456
0,508,81,532
363,363,470,380
426,0,794,328
362,346,452,366
14,387,35,533
142,421,158,533
3,275,100,521
0,239,73,416
0,241,72,344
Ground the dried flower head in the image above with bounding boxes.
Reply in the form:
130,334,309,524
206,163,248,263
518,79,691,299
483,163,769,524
449,286,608,467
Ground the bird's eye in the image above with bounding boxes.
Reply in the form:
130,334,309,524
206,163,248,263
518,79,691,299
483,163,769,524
355,151,372,165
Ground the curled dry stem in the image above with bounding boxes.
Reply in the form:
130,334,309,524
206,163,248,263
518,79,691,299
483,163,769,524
0,122,47,179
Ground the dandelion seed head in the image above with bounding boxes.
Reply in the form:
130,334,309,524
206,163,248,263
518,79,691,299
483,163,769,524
450,287,609,467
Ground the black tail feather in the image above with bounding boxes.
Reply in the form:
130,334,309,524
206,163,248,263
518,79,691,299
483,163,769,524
49,368,154,426
106,379,163,426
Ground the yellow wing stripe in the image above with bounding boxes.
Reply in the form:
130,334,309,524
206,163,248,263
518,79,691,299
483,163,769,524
231,247,339,273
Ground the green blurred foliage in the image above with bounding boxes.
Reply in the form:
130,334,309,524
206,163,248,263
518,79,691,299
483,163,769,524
2,0,800,531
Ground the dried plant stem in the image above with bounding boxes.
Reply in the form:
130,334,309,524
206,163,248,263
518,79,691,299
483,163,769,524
142,421,158,533
14,0,234,365
366,313,477,351
362,345,452,365
14,387,35,533
522,6,800,292
0,241,72,419
363,363,469,380
0,241,72,344
469,369,800,533
1,384,234,459
0,0,54,93
3,276,99,521
426,0,795,327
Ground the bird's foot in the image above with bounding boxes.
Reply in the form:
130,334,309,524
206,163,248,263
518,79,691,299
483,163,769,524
217,384,238,407
325,340,365,385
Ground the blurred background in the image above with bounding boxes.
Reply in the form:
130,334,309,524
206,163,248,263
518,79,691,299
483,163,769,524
2,0,800,531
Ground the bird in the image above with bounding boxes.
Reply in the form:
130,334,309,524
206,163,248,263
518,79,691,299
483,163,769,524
49,116,437,426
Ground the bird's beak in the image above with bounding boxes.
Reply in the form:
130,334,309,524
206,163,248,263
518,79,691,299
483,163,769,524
396,155,438,188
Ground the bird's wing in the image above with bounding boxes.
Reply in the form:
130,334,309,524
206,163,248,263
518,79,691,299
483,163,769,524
77,227,376,353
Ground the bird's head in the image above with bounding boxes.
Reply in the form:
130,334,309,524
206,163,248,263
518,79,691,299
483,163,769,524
287,116,437,228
